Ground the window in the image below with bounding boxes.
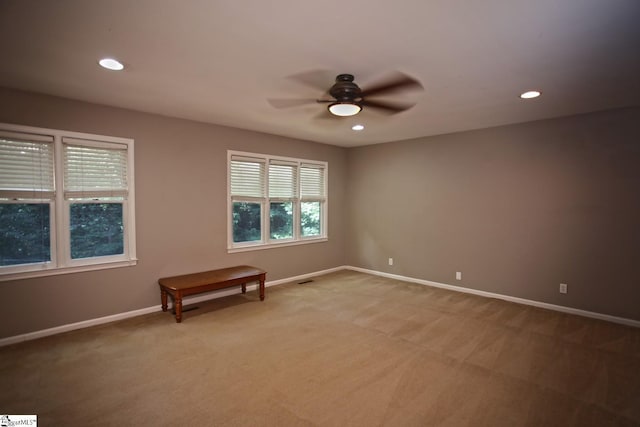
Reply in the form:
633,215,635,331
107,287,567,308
228,151,327,251
0,123,136,280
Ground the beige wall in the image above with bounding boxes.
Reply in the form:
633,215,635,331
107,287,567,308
0,87,347,338
1,86,638,339
346,107,640,321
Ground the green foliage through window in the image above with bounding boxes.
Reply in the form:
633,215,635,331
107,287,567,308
270,202,293,239
0,204,50,266
232,202,261,243
301,201,321,237
70,203,124,259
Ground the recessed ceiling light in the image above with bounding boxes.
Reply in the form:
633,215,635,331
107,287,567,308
98,58,124,71
520,90,541,99
352,124,364,131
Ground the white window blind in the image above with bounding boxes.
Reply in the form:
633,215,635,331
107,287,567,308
63,138,128,199
300,164,325,200
0,133,55,199
268,161,297,199
230,157,265,199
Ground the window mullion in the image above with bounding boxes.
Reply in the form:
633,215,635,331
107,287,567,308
53,134,66,267
263,198,268,244
294,197,301,240
263,161,268,243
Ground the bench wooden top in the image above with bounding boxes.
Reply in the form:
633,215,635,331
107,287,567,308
158,265,265,291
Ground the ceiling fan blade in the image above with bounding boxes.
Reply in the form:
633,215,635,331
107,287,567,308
313,110,336,120
360,99,415,114
360,72,423,97
286,69,335,91
267,98,318,109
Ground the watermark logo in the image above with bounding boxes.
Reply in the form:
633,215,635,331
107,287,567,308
0,415,37,426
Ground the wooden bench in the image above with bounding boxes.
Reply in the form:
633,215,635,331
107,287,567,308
158,265,266,323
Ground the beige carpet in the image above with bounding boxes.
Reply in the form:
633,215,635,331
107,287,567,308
1,270,639,426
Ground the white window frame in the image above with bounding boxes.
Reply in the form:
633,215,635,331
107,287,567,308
227,150,328,252
0,123,137,281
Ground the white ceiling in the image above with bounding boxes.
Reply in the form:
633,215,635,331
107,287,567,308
1,0,639,147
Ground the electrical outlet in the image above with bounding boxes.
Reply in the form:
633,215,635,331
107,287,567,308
456,272,462,280
559,283,568,294
388,258,393,266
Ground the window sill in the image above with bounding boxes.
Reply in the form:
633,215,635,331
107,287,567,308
228,237,328,253
0,259,138,282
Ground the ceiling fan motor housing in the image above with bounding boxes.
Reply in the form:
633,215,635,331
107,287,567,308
329,74,362,102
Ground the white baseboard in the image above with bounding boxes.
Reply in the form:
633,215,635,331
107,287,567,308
0,265,346,347
0,306,161,347
345,266,640,328
2,264,636,347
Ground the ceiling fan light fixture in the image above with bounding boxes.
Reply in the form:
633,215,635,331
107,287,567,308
328,102,361,117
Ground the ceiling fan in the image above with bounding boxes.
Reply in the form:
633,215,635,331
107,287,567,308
268,72,423,117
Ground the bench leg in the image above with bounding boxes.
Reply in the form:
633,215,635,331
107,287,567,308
174,293,183,323
259,278,265,301
161,288,168,312
241,283,246,294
